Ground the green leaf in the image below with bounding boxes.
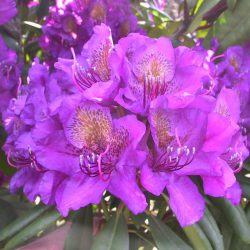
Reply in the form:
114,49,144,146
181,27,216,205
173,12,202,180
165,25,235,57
23,21,42,29
0,199,17,231
36,0,50,20
212,0,250,49
212,198,250,244
188,0,221,32
227,0,238,10
4,209,60,250
64,206,93,250
183,223,213,250
198,209,224,250
149,215,192,250
90,211,129,250
129,233,141,250
229,233,250,250
0,205,49,243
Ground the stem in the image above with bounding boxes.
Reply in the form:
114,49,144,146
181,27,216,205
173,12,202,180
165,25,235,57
101,198,110,221
129,229,155,247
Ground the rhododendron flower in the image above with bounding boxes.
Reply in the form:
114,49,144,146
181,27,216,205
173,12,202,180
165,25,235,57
56,100,147,216
140,86,248,226
140,95,208,226
0,0,17,25
56,24,120,103
4,58,147,216
40,0,141,63
114,34,208,115
201,88,249,204
0,35,19,114
216,45,250,149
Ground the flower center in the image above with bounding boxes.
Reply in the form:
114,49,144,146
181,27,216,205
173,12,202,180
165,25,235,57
220,147,243,173
7,147,45,172
153,145,196,172
79,145,113,181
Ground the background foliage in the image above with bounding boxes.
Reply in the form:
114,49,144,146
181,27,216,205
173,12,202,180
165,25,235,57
1,0,250,249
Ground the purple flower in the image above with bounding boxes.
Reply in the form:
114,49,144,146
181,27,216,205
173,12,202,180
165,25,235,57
0,35,20,114
55,100,147,216
0,0,17,25
215,45,250,150
140,95,208,226
140,86,248,226
40,0,141,63
55,24,120,103
114,34,208,115
4,57,147,216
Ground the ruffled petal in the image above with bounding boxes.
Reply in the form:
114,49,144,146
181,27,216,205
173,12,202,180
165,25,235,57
166,176,205,227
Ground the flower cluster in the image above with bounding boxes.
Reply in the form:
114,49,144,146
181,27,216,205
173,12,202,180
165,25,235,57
3,24,249,227
215,45,250,149
40,0,142,64
0,37,19,114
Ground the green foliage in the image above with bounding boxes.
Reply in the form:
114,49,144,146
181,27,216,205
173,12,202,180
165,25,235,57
210,0,250,49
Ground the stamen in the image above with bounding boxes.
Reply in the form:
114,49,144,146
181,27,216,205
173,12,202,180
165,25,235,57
153,145,196,172
175,128,182,148
97,145,110,182
71,47,101,92
211,54,225,62
220,146,243,173
7,148,45,172
79,145,114,181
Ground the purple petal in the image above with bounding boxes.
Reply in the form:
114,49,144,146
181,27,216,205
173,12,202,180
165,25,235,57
167,176,205,227
108,167,147,214
140,162,169,196
56,173,108,216
202,159,236,197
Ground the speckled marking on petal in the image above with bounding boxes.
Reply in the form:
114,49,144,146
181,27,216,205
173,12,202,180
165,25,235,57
66,105,112,152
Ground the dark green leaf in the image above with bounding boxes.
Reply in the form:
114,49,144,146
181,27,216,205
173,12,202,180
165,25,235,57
188,0,221,32
129,233,141,250
64,206,93,250
212,198,250,244
36,0,50,20
91,211,129,250
183,223,213,250
198,209,224,250
149,215,192,250
229,233,250,250
227,0,238,10
0,205,49,243
212,0,250,49
4,209,60,250
0,199,17,231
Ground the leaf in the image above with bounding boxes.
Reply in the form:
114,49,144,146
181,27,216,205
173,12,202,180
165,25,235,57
183,224,213,250
23,21,42,29
0,205,49,243
227,0,238,10
229,233,250,250
90,211,129,250
64,206,93,250
212,198,250,244
129,233,141,250
188,0,221,32
198,209,224,250
0,199,17,231
131,213,147,229
149,215,192,250
4,209,60,250
36,0,50,20
212,0,250,49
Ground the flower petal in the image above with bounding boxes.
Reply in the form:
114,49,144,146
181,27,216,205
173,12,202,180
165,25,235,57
167,176,205,227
